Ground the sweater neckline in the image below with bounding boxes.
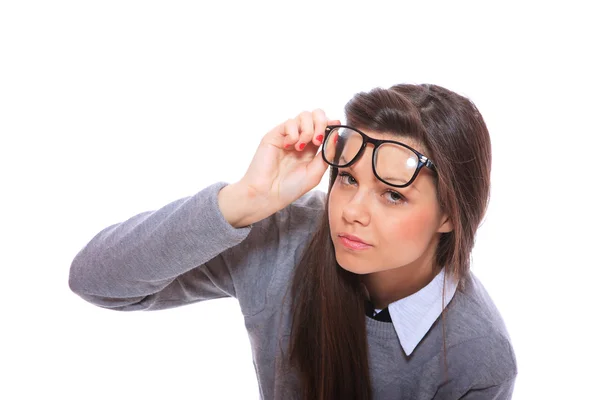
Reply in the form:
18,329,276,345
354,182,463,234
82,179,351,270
366,316,397,340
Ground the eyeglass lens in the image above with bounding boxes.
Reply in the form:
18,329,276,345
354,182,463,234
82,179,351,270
323,127,419,186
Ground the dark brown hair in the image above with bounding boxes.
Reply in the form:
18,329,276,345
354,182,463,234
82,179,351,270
286,84,492,399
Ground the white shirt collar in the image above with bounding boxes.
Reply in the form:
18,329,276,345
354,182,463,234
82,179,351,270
385,268,458,356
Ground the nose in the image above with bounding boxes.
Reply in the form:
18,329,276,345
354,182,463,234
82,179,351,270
342,192,371,226
340,146,374,225
341,180,372,227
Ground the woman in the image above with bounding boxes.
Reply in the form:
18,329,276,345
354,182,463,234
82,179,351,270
69,84,517,399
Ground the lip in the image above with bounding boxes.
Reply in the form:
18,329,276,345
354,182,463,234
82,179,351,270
339,233,370,245
338,233,372,250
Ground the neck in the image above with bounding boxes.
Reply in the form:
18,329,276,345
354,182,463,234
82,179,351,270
360,239,441,309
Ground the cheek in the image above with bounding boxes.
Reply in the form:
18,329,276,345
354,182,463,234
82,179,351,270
384,208,437,245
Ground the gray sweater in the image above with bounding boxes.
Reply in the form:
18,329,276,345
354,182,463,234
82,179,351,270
69,181,517,399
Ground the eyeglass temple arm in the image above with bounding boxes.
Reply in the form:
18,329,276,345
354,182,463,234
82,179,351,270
420,155,435,169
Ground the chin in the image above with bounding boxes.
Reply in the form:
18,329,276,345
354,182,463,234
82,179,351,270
335,255,373,275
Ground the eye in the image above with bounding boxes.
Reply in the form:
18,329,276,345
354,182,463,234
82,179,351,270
338,171,357,186
383,190,406,205
338,171,406,205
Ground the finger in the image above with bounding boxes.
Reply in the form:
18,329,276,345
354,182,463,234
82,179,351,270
312,109,328,146
321,119,341,146
296,111,314,151
283,118,299,149
305,149,329,189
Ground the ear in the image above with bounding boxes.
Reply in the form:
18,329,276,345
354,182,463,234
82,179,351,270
437,214,453,233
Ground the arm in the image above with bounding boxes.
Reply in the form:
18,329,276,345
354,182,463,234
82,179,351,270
429,335,517,400
459,376,516,400
68,181,256,311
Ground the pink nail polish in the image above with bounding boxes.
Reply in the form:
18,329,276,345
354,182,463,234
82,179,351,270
316,135,323,143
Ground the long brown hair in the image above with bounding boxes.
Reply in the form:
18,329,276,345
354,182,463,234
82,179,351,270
286,84,492,399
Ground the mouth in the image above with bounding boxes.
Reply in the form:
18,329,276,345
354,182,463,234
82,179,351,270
338,234,372,250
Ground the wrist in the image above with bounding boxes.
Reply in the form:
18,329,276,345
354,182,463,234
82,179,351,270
218,182,259,228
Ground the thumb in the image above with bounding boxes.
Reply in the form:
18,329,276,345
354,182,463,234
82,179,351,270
305,150,329,189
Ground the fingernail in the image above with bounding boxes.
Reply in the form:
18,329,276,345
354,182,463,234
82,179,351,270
316,135,323,143
284,144,290,149
299,143,306,150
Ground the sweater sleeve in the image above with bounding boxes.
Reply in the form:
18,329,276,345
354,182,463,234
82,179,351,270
68,181,257,312
427,333,517,400
458,376,516,399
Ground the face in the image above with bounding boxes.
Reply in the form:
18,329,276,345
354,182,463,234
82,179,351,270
328,129,452,276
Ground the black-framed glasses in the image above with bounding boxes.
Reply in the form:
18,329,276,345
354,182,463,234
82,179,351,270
321,125,436,188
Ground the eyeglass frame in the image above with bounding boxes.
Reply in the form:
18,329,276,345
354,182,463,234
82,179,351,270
321,125,436,188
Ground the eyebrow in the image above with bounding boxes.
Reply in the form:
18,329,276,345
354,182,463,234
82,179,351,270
339,154,420,192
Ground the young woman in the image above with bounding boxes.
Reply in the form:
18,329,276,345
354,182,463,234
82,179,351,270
69,83,517,399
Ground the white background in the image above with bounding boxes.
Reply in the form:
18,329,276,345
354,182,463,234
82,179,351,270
1,1,598,399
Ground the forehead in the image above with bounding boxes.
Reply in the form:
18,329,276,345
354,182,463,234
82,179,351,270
358,128,427,155
340,128,436,189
